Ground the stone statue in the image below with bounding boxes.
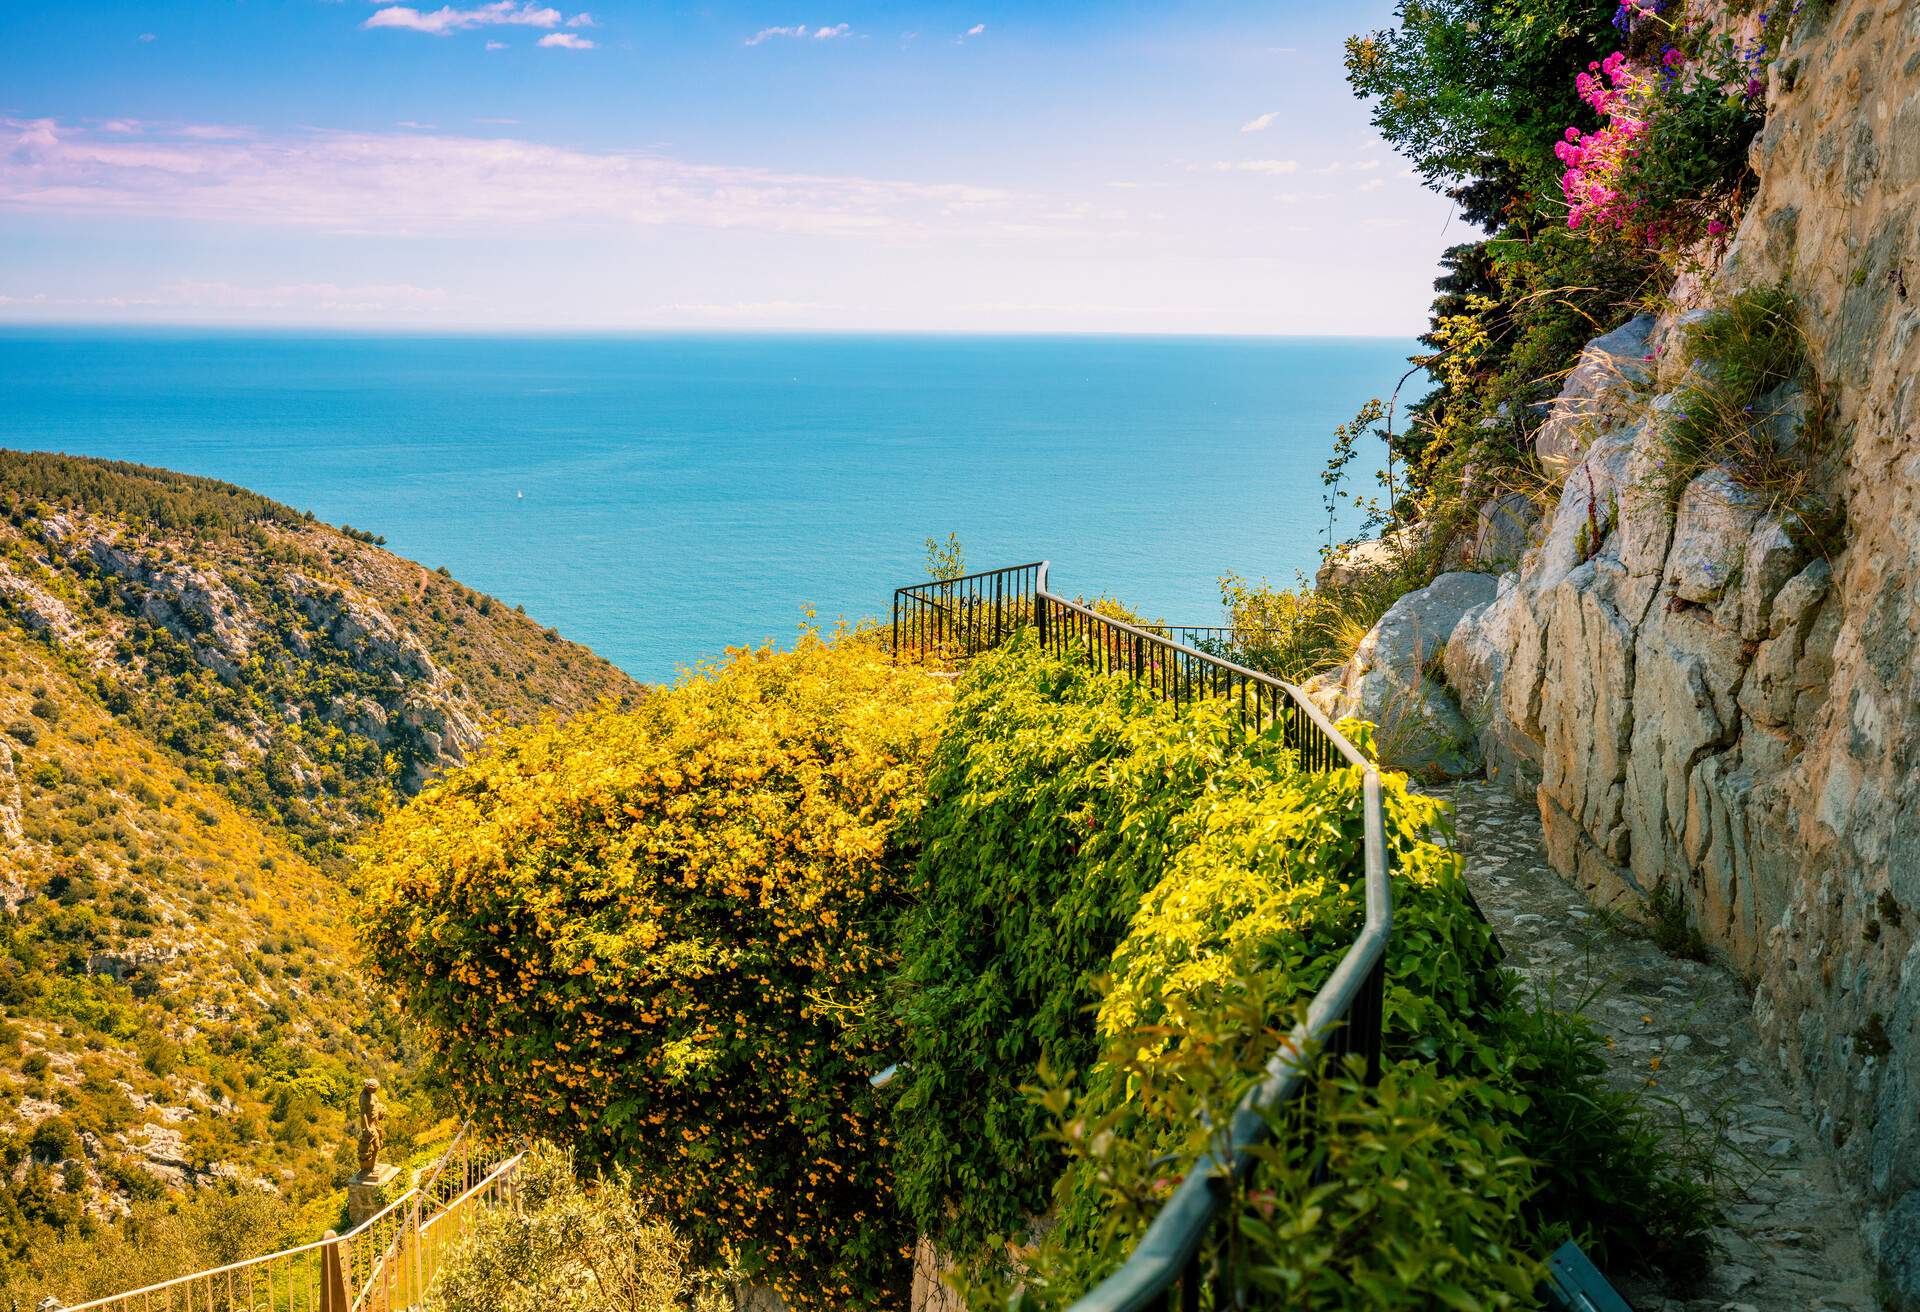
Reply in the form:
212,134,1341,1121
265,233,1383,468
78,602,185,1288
356,1077,385,1179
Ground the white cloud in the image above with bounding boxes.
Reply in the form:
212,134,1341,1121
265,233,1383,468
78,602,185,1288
1239,111,1279,133
537,32,593,47
960,22,985,38
485,39,506,48
747,23,849,45
1313,159,1381,175
1357,178,1383,192
137,32,157,43
364,3,581,36
1203,159,1298,175
566,11,595,25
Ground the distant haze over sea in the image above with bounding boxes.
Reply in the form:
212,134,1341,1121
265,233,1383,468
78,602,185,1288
0,330,1410,682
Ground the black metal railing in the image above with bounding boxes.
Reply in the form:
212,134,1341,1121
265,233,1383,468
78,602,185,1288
1130,622,1284,654
892,561,1046,661
890,561,1390,1312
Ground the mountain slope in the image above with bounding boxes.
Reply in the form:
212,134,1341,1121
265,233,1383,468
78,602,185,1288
0,449,641,861
0,449,643,1289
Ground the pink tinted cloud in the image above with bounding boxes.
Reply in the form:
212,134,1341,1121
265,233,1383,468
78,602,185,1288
0,118,1089,244
537,32,593,48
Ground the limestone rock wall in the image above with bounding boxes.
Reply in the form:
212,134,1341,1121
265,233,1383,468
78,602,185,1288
1439,1,1920,1289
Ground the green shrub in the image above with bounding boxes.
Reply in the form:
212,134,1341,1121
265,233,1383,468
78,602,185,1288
358,631,953,1310
1211,563,1430,684
889,638,1311,1259
982,1036,1543,1312
0,1182,302,1309
1499,1000,1717,1280
894,645,1713,1304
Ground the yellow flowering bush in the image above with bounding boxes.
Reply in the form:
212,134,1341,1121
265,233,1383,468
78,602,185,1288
356,631,953,1309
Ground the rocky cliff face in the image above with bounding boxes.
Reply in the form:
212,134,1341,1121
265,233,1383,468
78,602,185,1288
1325,0,1920,1292
1732,2,1920,1285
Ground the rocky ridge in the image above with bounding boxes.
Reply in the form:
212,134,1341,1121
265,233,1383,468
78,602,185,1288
0,451,641,856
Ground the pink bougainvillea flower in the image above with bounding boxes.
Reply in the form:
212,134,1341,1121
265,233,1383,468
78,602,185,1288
1558,50,1652,232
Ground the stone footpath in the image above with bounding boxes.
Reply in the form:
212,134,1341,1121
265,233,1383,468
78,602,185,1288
1428,780,1879,1312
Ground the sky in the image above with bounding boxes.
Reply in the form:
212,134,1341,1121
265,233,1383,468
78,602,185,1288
0,2,1460,334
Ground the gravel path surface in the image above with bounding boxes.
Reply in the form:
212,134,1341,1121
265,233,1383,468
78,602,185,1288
1428,780,1879,1312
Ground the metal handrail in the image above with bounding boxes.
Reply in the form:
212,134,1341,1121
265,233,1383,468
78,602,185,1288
55,1186,425,1311
419,1151,526,1238
55,1125,524,1312
891,561,1391,1312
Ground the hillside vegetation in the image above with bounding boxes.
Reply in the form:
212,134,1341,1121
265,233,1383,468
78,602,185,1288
0,450,642,1303
363,632,1710,1308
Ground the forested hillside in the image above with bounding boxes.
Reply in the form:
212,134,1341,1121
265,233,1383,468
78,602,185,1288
0,450,643,1299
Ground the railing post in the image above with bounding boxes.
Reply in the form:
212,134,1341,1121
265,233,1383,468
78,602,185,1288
1036,593,1049,649
320,1232,350,1312
1360,955,1386,1087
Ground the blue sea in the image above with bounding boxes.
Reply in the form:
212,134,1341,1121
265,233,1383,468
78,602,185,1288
0,330,1411,682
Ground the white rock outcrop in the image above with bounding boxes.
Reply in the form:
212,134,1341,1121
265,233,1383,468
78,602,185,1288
1305,571,1496,779
1531,312,1656,473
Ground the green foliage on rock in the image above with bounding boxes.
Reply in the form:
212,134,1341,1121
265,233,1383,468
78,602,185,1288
1345,0,1622,226
0,450,306,535
358,631,954,1311
0,448,640,862
1660,283,1835,544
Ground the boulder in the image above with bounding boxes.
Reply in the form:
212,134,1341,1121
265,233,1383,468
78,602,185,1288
1313,524,1427,592
1533,313,1656,474
1305,571,1498,779
1471,493,1540,571
1884,1189,1920,1309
